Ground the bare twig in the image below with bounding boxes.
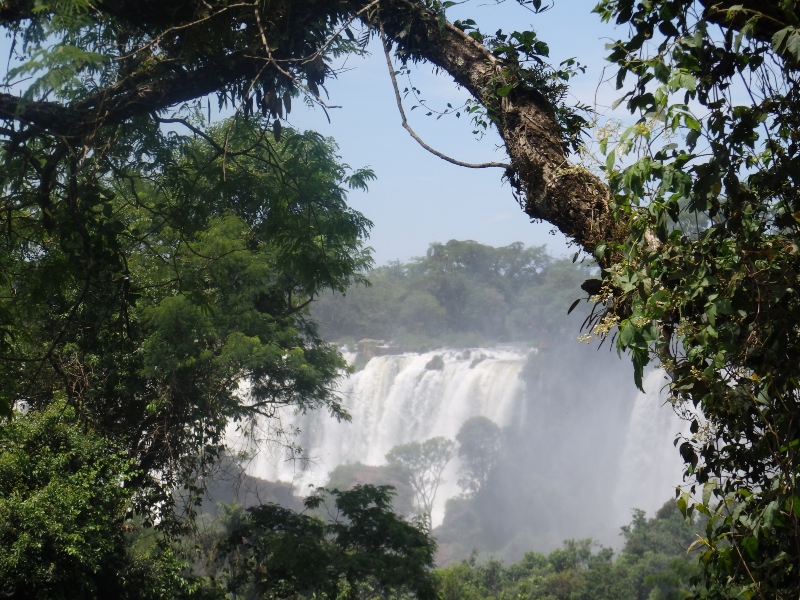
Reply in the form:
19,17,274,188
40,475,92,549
301,0,383,64
378,21,510,170
155,116,225,153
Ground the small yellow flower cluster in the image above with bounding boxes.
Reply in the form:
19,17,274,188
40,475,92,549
692,420,716,443
690,366,705,379
675,318,696,340
593,314,619,337
588,285,615,304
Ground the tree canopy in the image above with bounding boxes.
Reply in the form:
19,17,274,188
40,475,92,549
591,2,800,596
0,399,134,598
222,485,438,600
311,239,592,349
437,500,703,600
0,113,374,524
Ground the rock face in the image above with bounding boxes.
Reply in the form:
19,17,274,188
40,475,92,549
353,339,404,370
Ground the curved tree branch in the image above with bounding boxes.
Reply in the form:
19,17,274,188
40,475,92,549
378,22,510,170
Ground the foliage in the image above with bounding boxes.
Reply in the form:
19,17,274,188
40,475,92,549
326,462,416,517
588,1,800,596
0,400,133,598
448,22,590,149
0,400,219,600
385,437,455,528
5,0,800,594
455,416,503,496
221,484,438,599
0,116,372,524
312,239,595,349
436,500,701,600
0,403,439,599
1,0,365,136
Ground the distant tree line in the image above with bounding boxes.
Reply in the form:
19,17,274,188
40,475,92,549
437,501,702,600
311,240,596,350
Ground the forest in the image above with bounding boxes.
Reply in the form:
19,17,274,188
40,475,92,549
311,239,594,350
1,0,800,598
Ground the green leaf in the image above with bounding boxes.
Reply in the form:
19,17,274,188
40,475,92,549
742,536,759,560
773,27,800,62
677,492,690,517
786,496,800,518
606,149,615,173
684,114,701,132
668,70,697,92
619,321,636,347
594,243,607,260
703,482,715,506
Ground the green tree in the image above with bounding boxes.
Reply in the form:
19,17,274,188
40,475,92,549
311,240,568,349
434,502,702,600
397,290,447,337
0,400,220,600
455,416,503,496
0,116,372,524
386,437,455,528
0,394,439,600
326,462,416,517
222,485,438,599
0,400,133,598
0,37,448,599
588,2,800,596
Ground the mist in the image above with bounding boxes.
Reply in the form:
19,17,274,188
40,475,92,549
228,240,687,564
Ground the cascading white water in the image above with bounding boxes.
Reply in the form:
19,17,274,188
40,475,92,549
242,348,687,537
613,369,690,522
251,348,527,526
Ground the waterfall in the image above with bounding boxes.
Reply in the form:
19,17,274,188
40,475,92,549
240,348,688,540
249,348,527,526
614,370,691,521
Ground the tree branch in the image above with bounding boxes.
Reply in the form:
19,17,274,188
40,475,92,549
379,22,510,170
356,0,620,254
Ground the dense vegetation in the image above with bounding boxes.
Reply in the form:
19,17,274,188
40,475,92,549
0,110,441,598
312,239,595,350
1,396,699,599
197,482,708,600
585,2,800,596
192,491,705,600
0,115,374,529
1,400,437,599
437,501,701,600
